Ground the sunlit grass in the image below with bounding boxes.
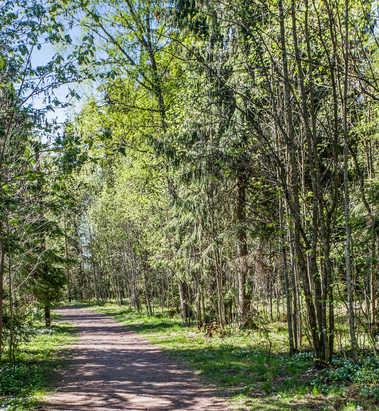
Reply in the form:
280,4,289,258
0,321,76,410
93,304,379,411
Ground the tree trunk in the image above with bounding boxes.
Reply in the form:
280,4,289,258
0,240,4,356
236,174,248,327
278,0,320,359
342,0,357,353
45,305,51,328
280,199,295,354
178,281,186,324
64,220,71,303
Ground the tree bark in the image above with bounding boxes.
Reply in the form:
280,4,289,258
342,0,357,353
278,0,320,358
45,305,51,328
236,174,248,327
0,239,4,356
178,281,188,324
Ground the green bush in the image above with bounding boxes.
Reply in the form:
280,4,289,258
360,385,379,402
0,363,43,395
312,356,379,389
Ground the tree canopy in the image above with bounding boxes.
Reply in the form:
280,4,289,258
0,0,378,371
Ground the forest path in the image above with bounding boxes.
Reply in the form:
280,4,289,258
39,307,228,411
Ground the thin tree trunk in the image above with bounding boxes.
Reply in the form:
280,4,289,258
281,219,295,354
278,0,320,359
236,174,248,326
178,281,188,324
0,239,4,357
45,305,51,328
64,217,71,302
342,0,357,353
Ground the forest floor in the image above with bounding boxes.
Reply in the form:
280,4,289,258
0,320,75,410
39,306,228,410
89,304,379,411
4,304,372,411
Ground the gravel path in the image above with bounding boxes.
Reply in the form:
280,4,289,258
39,307,228,410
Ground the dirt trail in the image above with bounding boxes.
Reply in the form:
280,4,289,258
39,307,228,410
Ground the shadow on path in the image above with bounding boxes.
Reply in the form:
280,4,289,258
38,307,228,411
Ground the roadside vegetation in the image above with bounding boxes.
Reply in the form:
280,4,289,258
0,1,378,410
94,304,379,411
0,315,75,411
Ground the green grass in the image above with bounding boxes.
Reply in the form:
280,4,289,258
0,321,76,410
93,304,379,411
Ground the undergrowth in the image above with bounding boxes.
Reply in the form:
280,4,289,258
93,304,379,411
0,321,75,410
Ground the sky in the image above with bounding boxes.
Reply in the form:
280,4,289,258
30,25,97,127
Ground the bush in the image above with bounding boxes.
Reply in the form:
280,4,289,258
312,356,379,393
0,363,42,395
360,385,379,402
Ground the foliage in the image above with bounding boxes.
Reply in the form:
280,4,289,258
94,304,379,410
313,356,379,393
0,321,75,410
0,0,78,359
0,0,378,409
59,0,379,365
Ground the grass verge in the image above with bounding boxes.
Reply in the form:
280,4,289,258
93,304,379,411
0,321,76,410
